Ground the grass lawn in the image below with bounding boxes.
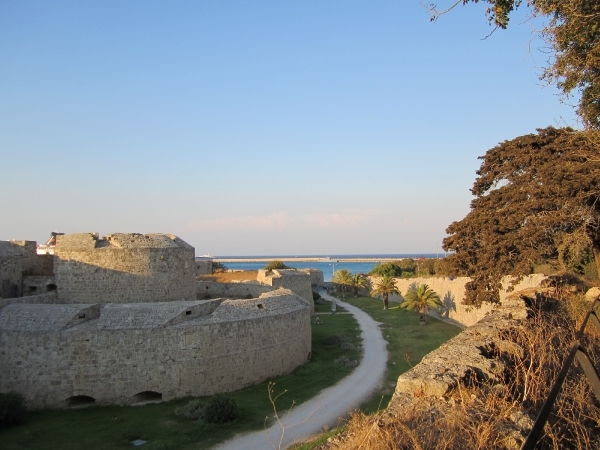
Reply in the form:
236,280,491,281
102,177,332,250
0,305,361,450
332,294,461,413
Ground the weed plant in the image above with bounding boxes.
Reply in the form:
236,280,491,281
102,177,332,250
330,291,600,449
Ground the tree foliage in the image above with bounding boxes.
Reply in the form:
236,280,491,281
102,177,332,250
370,275,400,310
332,269,353,298
369,262,403,277
264,260,292,271
349,273,370,296
429,0,600,128
443,127,600,306
400,283,443,323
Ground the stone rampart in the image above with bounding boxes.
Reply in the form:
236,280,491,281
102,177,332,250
196,280,272,299
0,241,53,299
22,276,56,297
195,260,212,276
258,269,314,313
0,292,59,310
371,274,546,328
0,289,311,410
54,233,196,304
301,269,324,288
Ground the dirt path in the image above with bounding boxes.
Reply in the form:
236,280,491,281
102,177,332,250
213,291,388,450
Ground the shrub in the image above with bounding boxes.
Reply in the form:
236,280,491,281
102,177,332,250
0,391,26,428
312,291,321,301
341,342,356,351
334,355,359,368
174,399,205,420
212,262,228,273
204,395,238,424
264,260,291,271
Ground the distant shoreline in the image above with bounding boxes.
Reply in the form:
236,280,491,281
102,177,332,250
213,256,439,263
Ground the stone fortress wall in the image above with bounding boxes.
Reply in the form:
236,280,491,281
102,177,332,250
197,269,319,314
369,274,547,328
0,291,311,409
0,241,53,299
54,233,196,304
0,233,313,410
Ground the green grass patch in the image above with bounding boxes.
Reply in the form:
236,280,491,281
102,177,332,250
335,294,461,413
0,307,361,450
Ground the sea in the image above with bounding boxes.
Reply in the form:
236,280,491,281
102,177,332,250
213,254,440,282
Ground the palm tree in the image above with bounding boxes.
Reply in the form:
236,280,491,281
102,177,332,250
401,283,443,324
332,269,352,299
349,273,370,297
370,275,399,310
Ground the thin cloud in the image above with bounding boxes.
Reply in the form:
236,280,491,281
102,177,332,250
301,210,380,228
184,212,294,231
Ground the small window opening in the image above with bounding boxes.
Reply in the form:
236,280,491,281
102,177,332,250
133,391,162,403
257,304,264,309
78,313,86,319
206,286,209,289
28,286,37,293
185,310,191,315
47,284,57,292
66,395,95,407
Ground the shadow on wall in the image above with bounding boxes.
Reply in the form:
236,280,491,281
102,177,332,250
54,256,196,304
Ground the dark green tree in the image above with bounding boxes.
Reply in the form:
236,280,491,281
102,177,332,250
369,262,402,277
264,260,291,271
429,1,600,128
443,127,600,306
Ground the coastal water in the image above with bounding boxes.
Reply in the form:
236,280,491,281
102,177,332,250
217,254,440,282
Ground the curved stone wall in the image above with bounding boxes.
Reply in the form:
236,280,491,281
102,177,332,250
0,289,311,409
54,233,196,304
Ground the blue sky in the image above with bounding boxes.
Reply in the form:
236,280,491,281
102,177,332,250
0,1,578,255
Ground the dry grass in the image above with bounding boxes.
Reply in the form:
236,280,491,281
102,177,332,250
326,288,600,449
197,271,258,282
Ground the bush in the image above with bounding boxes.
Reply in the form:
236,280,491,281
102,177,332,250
204,395,238,424
174,399,205,420
264,260,292,271
0,391,26,428
334,355,359,368
212,262,228,273
312,291,321,301
341,342,356,351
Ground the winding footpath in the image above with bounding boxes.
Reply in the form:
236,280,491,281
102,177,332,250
214,291,388,450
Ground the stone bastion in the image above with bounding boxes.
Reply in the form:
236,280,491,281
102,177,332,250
0,233,312,410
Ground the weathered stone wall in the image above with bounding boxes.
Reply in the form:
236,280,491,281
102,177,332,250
386,293,535,446
0,242,24,299
0,292,59,310
22,276,56,297
0,241,53,299
195,260,212,276
0,289,312,410
301,269,324,288
371,274,546,328
258,269,314,313
54,233,196,304
196,280,272,299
